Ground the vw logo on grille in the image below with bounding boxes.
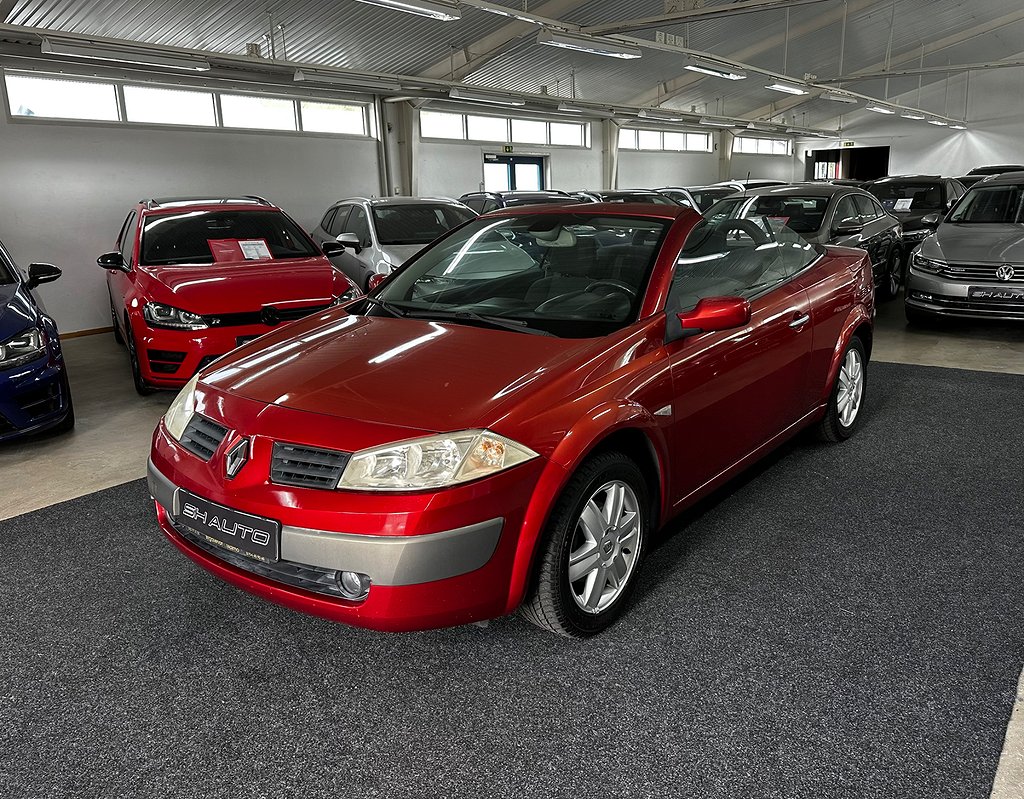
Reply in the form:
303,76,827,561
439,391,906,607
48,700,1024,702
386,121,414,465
224,437,250,480
261,306,280,326
996,264,1015,282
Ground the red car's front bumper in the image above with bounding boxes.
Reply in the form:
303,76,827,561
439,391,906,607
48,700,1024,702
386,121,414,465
148,422,549,632
136,324,280,389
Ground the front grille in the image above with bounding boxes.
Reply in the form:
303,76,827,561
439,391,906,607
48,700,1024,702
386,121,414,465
17,382,61,419
940,263,1024,283
170,517,349,599
202,302,332,328
179,414,229,461
148,349,187,374
271,442,350,490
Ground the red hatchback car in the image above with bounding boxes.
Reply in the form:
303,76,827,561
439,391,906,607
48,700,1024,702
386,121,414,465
148,203,873,636
101,196,358,394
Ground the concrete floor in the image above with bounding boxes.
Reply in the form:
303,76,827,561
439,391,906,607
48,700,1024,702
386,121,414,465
1,295,1022,797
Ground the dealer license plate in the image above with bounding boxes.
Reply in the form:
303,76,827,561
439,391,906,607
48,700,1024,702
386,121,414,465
969,286,1024,302
175,490,280,563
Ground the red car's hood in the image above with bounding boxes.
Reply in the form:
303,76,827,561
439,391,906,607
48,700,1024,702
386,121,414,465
140,256,342,315
203,313,596,433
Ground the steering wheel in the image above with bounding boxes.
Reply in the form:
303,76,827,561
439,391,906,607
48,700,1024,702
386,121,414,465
584,279,637,298
718,218,771,246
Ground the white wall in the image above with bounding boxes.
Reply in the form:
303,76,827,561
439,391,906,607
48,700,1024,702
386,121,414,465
618,149,719,188
417,133,603,197
796,69,1024,178
0,115,380,333
730,153,799,182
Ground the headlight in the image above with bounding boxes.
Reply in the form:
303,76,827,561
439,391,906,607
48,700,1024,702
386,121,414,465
0,328,45,369
911,252,945,273
334,284,361,304
338,429,538,491
163,374,199,441
143,302,208,330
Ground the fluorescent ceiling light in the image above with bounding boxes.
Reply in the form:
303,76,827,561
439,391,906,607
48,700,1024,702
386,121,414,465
637,108,684,122
557,102,613,117
746,122,776,131
353,0,460,21
698,117,736,127
927,119,948,126
865,105,896,114
900,111,926,120
536,29,642,59
765,82,808,96
684,59,746,81
950,123,967,130
41,37,210,71
822,90,858,104
294,69,401,92
448,88,526,107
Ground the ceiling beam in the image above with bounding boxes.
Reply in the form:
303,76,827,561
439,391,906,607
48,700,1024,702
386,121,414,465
819,58,1024,83
582,0,833,37
740,7,1024,123
415,0,589,81
626,0,879,108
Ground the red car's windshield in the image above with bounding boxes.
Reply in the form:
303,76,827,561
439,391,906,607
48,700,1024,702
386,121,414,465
140,210,320,266
371,213,670,338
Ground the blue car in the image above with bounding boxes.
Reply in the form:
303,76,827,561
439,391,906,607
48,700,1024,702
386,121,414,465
0,239,74,441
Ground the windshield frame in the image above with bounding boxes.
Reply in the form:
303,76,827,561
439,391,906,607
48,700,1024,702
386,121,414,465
364,211,673,339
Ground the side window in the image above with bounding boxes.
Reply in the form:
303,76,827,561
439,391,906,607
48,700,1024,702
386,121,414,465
463,197,485,213
870,197,887,218
119,211,138,266
481,200,500,214
346,205,372,248
667,218,814,312
853,195,878,220
328,206,349,237
319,207,337,233
833,196,860,229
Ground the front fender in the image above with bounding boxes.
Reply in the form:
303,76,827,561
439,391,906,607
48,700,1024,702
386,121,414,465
819,303,872,406
503,400,669,613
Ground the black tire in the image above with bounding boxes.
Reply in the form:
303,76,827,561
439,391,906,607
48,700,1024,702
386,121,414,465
124,318,154,396
816,336,867,443
110,299,124,345
520,452,650,637
877,248,901,301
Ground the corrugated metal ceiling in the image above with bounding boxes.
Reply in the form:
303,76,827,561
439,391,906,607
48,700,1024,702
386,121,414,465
5,0,1024,125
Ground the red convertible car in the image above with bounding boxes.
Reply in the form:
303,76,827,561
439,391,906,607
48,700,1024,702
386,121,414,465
147,203,873,636
101,196,359,394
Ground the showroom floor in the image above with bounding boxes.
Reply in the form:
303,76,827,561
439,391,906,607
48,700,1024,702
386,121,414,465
1,297,1022,798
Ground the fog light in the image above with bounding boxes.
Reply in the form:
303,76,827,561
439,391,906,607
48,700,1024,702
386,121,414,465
337,570,371,600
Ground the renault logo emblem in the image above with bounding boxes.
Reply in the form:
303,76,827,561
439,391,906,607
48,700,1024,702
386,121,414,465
996,264,1015,281
224,437,250,480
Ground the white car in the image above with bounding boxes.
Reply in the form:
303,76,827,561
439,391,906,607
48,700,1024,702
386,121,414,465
311,196,476,291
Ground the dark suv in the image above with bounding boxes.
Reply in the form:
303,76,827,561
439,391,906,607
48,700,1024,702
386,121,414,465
459,190,577,214
863,175,967,267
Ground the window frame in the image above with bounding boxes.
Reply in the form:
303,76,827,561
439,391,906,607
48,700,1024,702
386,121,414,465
418,108,590,149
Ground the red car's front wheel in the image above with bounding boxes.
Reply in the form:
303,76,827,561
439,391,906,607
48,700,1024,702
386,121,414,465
521,452,649,637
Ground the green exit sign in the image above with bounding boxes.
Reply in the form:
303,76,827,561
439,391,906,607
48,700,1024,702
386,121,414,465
841,140,856,147
503,145,514,153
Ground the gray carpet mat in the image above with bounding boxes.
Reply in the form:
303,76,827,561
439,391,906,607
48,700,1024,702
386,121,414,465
2,362,1022,798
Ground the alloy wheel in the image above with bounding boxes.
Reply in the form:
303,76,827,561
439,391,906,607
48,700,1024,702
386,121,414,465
837,348,864,427
567,480,641,614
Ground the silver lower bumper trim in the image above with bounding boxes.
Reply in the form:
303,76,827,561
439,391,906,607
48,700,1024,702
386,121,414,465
147,458,503,586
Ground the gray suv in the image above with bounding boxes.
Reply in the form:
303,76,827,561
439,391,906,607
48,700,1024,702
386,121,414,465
312,197,475,290
704,183,904,299
905,172,1024,324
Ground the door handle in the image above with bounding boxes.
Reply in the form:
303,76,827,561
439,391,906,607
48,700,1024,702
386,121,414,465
789,312,811,329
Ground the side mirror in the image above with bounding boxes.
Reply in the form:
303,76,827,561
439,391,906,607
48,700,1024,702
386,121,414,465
321,240,345,257
833,217,865,236
337,232,362,254
97,251,129,272
920,212,942,229
26,262,62,289
666,297,751,342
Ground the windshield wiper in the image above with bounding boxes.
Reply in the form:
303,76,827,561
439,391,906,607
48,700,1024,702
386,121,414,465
361,295,409,318
400,307,554,336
